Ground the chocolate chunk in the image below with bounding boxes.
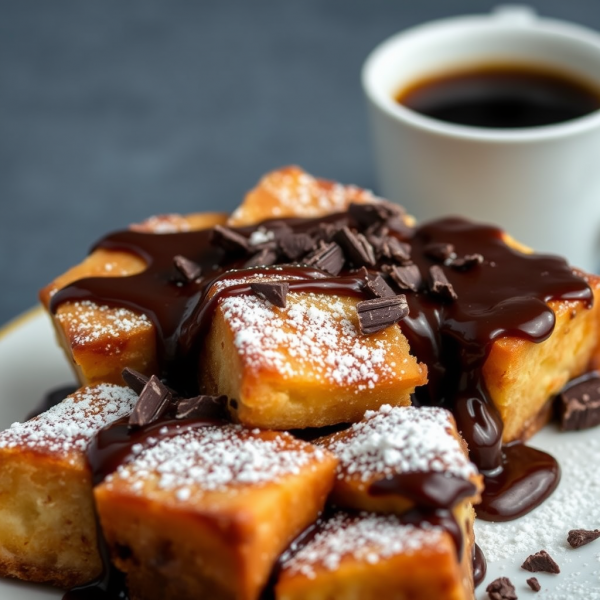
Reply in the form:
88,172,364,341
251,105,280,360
526,577,541,592
357,295,409,335
348,200,405,228
367,274,397,298
425,242,456,262
175,394,229,420
386,215,414,239
334,226,376,267
310,221,345,243
121,367,149,395
129,375,172,428
173,255,202,282
429,265,458,301
250,281,289,308
558,373,600,431
244,247,279,268
451,253,484,270
382,236,411,263
211,225,250,253
486,577,517,600
567,528,600,548
521,550,560,574
304,241,345,275
386,264,422,292
279,233,315,260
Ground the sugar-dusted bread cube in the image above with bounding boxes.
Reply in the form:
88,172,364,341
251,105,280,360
275,511,471,600
318,404,483,515
0,384,137,588
227,165,384,227
200,273,426,430
94,424,338,600
39,212,227,386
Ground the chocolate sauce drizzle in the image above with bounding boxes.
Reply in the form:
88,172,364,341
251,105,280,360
49,210,593,595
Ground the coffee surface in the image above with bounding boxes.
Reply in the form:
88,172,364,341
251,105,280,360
396,63,600,128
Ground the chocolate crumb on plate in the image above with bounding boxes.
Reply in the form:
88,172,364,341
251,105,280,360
486,576,517,600
429,265,458,301
175,394,229,420
356,295,409,335
129,375,172,428
558,372,600,431
526,577,541,592
173,255,202,282
521,550,560,574
250,281,289,308
567,528,600,548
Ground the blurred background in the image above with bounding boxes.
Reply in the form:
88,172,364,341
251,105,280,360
1,0,600,325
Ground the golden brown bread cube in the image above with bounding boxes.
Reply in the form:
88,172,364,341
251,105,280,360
94,425,338,600
275,511,472,600
0,384,137,588
39,212,227,386
200,273,426,430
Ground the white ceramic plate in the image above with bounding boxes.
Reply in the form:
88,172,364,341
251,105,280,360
1,309,599,599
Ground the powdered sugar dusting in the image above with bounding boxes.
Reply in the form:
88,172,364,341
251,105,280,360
219,291,399,389
326,405,478,482
57,301,151,346
0,384,137,456
107,426,326,499
283,512,444,578
130,214,191,234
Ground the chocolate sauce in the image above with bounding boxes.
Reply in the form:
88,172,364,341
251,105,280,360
26,384,78,420
50,212,592,524
472,543,487,587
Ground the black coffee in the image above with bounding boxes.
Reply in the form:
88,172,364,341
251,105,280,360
396,63,600,128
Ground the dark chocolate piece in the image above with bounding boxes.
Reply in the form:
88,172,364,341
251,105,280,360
334,226,376,267
382,236,411,263
386,264,422,292
244,247,279,268
451,253,484,270
521,550,560,574
279,233,315,260
429,265,458,301
250,281,289,308
175,394,228,420
425,242,456,262
526,577,541,592
367,274,396,299
121,367,149,395
567,528,600,548
211,225,250,253
558,373,600,431
129,375,172,428
173,255,202,282
304,241,345,276
348,200,405,228
356,295,409,335
486,577,517,600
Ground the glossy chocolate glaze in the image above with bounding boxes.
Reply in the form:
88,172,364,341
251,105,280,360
472,543,487,587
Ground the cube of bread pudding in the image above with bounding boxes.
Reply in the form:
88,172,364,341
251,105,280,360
94,424,338,600
0,384,137,588
275,511,469,600
200,273,426,430
39,212,227,387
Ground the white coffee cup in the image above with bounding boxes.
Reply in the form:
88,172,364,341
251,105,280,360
362,5,600,272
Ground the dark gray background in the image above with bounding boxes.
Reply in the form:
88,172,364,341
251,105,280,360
2,0,599,325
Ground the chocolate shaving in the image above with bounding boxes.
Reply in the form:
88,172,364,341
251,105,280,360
211,225,250,253
425,242,456,262
121,367,149,395
567,528,600,548
558,373,600,431
451,253,484,270
173,255,202,282
429,265,458,301
129,375,172,428
348,200,405,228
526,577,541,592
356,295,409,335
521,550,560,574
279,233,315,260
486,577,517,600
334,226,376,267
250,281,289,308
367,274,397,298
175,394,229,420
244,247,279,268
385,264,422,292
382,236,411,263
304,241,345,275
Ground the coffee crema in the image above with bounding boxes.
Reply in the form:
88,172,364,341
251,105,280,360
396,63,600,128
